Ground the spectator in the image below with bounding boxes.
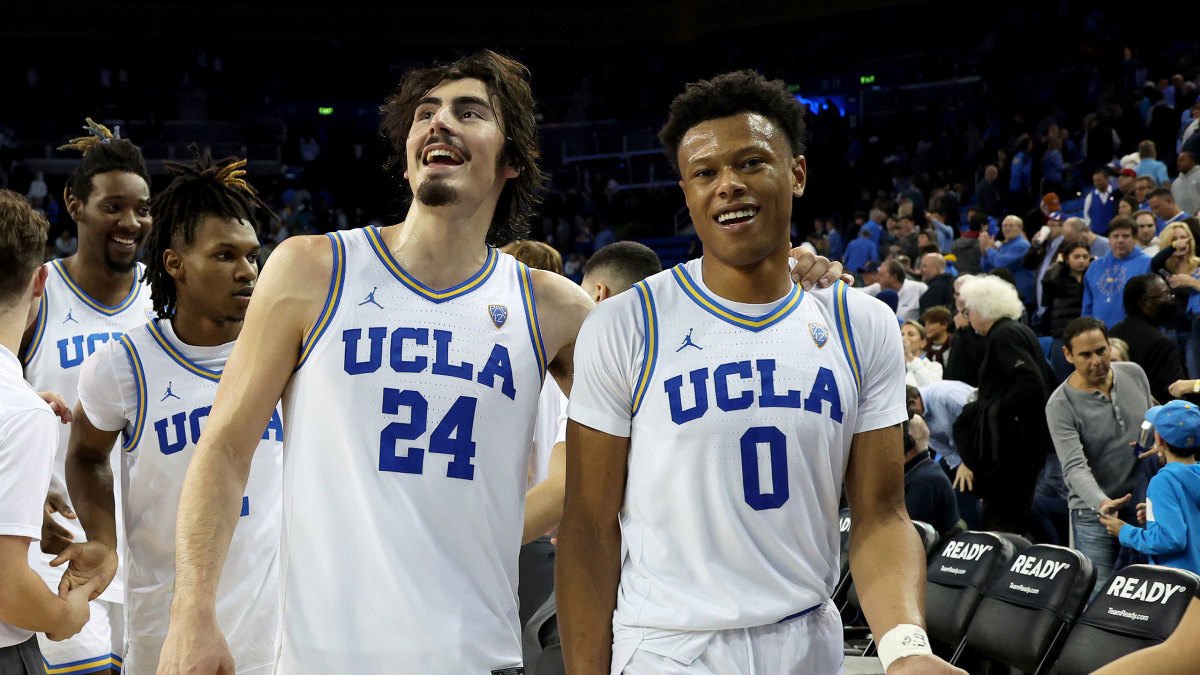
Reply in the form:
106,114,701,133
1135,139,1170,186
1110,274,1187,404
54,228,77,257
1173,151,1200,215
1109,337,1131,362
894,214,920,262
1043,135,1066,198
902,320,942,387
920,306,953,366
25,171,47,203
1042,237,1092,381
980,215,1035,308
951,210,986,275
1134,209,1160,256
917,252,955,315
1100,400,1200,576
1063,214,1113,259
976,165,1003,219
907,381,982,530
925,208,955,252
825,218,844,261
1115,169,1138,205
1024,214,1066,318
1047,317,1154,595
842,225,878,277
954,275,1056,533
1149,187,1189,231
1117,196,1138,218
1009,134,1033,213
1153,220,1200,375
860,207,884,245
1134,175,1156,210
1083,216,1151,327
944,275,988,386
1083,167,1117,235
593,221,616,250
878,259,926,321
903,415,962,537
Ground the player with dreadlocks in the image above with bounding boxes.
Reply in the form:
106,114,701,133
57,148,283,675
19,117,153,674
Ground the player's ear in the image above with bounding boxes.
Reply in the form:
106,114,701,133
791,156,807,198
64,186,83,223
164,248,185,282
594,283,611,304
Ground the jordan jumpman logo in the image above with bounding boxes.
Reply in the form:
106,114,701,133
676,328,702,351
63,309,78,324
359,286,384,309
161,381,181,402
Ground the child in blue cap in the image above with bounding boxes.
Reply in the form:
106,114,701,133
1100,400,1200,575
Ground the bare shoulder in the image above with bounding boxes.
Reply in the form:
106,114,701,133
530,269,594,350
252,235,339,338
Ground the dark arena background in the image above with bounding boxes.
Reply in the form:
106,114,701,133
5,1,1200,673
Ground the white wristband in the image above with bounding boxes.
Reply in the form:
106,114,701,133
877,623,932,672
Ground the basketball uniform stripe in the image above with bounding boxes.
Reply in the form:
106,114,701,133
118,335,148,452
517,262,548,378
365,225,499,303
297,232,347,370
631,281,658,416
671,265,803,332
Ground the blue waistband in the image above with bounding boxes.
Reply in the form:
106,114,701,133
777,602,823,624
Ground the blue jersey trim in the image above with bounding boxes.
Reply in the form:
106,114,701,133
671,264,803,332
147,319,222,382
297,232,347,370
833,281,863,393
631,281,659,417
517,262,548,379
51,259,145,316
364,226,497,303
21,292,48,365
118,335,148,452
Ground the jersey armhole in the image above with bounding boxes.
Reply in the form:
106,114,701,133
118,335,148,452
517,263,549,380
20,293,48,366
296,232,347,371
833,281,863,396
631,281,658,417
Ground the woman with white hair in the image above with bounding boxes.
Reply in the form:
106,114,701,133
953,275,1057,533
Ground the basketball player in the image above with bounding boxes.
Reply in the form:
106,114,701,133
20,119,154,675
158,52,849,673
58,151,281,675
0,190,101,673
557,71,965,674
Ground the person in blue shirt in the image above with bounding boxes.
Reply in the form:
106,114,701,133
1100,399,1200,576
1009,134,1033,211
926,208,955,253
825,218,844,262
860,207,884,245
1083,216,1152,327
1083,168,1116,236
1135,140,1171,186
981,215,1036,307
843,225,878,275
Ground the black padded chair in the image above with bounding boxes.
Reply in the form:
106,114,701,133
1051,565,1200,674
912,519,941,559
522,593,561,675
958,544,1095,674
924,531,1015,658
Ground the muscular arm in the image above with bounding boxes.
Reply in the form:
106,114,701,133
167,236,327,628
64,404,121,550
845,424,927,645
522,439,565,544
531,270,594,398
557,421,628,675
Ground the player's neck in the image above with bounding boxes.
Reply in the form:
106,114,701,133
0,308,26,360
169,310,241,348
699,249,793,304
61,253,137,306
382,204,492,289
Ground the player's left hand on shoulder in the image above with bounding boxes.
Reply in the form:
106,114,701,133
788,246,853,290
887,653,968,674
38,391,72,424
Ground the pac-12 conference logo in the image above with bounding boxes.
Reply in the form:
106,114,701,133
809,323,829,348
488,304,508,329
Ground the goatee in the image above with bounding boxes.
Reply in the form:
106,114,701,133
416,178,458,207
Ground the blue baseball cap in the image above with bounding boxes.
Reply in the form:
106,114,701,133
1145,400,1200,449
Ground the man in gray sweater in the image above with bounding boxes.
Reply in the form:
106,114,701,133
1046,317,1154,594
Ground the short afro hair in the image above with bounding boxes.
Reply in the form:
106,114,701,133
659,70,807,176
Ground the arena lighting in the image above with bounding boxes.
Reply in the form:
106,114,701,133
318,106,334,115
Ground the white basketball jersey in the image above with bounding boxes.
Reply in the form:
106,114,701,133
569,259,907,633
77,319,282,675
278,227,546,673
22,258,154,602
